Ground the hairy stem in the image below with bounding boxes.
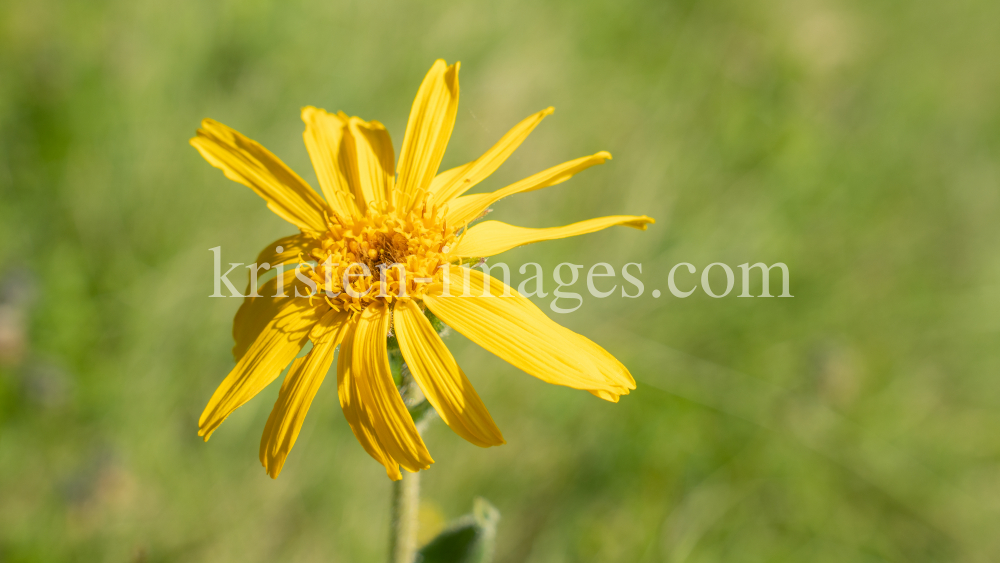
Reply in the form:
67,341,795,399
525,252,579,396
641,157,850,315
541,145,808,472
389,469,420,563
389,365,424,563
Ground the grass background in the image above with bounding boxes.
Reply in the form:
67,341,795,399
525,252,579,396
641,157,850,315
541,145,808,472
2,0,999,561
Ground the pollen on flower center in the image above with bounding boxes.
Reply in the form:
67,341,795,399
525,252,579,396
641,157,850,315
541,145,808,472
303,202,456,313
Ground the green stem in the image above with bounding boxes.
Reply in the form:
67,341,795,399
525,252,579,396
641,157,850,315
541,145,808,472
389,364,424,563
389,469,420,563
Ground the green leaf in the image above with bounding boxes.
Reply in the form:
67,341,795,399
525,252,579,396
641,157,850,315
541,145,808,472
418,498,500,563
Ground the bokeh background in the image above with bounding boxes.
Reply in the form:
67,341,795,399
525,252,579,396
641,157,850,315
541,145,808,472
2,0,999,561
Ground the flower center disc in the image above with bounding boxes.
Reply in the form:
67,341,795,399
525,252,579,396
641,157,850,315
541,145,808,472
306,206,456,313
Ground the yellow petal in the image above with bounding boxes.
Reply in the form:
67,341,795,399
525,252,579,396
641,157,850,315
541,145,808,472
450,215,655,258
589,389,621,402
242,234,316,296
568,330,636,393
190,119,329,232
342,117,395,212
337,321,402,480
251,234,315,270
428,107,554,204
424,267,627,397
426,164,470,202
530,309,637,398
200,305,326,440
487,281,636,395
259,309,351,478
445,151,611,226
232,269,307,361
396,60,460,211
301,107,358,218
353,303,434,473
394,300,504,448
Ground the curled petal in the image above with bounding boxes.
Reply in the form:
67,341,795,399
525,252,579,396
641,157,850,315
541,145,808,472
343,117,395,212
301,107,358,218
337,321,402,480
353,304,434,473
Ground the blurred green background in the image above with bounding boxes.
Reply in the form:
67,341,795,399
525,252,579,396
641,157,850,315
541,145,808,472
2,0,999,561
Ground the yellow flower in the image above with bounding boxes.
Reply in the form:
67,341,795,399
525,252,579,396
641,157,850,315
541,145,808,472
191,60,654,480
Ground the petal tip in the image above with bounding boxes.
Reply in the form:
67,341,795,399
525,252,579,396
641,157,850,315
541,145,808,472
628,216,655,230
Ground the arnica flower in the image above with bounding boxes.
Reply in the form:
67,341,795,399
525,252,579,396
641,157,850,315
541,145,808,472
192,60,654,480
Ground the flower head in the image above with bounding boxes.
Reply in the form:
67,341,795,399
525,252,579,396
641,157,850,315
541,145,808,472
191,60,654,480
